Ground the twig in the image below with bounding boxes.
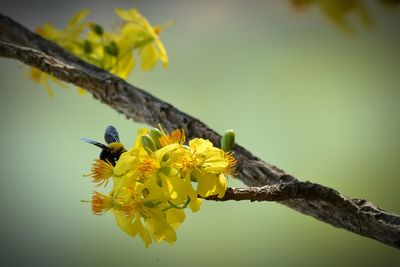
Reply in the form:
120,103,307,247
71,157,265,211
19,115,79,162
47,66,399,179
0,13,399,249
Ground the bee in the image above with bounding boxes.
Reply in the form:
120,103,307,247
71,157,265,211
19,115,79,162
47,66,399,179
81,125,127,166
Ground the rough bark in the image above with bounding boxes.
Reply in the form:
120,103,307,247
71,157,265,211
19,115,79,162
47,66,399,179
0,13,399,249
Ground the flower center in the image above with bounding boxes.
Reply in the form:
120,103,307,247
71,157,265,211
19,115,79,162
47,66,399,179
138,158,159,176
181,153,197,173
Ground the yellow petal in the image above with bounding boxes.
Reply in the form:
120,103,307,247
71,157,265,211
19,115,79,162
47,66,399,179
144,173,170,202
166,208,185,230
155,39,168,68
183,174,202,212
115,8,141,22
36,23,57,39
113,152,135,176
29,67,44,83
135,214,152,247
114,55,135,79
147,212,176,244
196,173,215,197
189,138,213,154
215,173,227,197
68,9,90,27
120,23,143,43
114,211,138,237
189,197,202,212
44,82,54,97
164,174,187,202
140,43,159,71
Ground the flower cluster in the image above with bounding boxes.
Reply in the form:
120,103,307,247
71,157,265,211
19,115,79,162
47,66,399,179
86,127,236,247
30,8,171,96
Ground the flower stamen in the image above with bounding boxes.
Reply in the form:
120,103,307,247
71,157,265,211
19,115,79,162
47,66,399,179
225,152,237,176
159,129,186,147
138,158,159,176
90,159,114,186
91,191,113,215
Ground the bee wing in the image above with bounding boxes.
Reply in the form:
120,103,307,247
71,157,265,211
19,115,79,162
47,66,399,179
104,125,120,144
80,138,108,149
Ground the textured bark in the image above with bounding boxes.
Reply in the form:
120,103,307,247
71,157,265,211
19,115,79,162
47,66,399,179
0,13,399,249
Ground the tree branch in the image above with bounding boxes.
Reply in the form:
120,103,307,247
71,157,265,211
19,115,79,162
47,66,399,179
205,181,355,202
0,13,399,249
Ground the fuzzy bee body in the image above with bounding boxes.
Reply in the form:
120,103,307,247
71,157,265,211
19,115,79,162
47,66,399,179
81,125,126,166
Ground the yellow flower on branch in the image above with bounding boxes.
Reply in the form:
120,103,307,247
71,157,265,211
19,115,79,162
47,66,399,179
115,8,171,70
84,126,236,246
28,7,172,95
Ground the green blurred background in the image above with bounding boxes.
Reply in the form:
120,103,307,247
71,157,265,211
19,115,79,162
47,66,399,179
0,0,399,266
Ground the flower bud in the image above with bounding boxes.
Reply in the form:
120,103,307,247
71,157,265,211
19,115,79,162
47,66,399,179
141,134,157,153
105,41,119,57
150,128,164,149
83,40,92,54
89,23,104,36
221,129,235,152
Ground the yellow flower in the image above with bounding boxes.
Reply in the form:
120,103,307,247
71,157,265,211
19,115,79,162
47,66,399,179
37,10,89,54
189,138,236,176
30,10,89,95
29,8,172,95
188,138,236,197
85,28,136,79
85,126,236,246
112,186,184,247
112,129,154,190
115,8,169,70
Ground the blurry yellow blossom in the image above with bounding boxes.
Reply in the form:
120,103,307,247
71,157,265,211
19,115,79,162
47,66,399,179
84,126,236,246
291,0,373,34
29,66,67,97
29,7,171,95
115,8,171,70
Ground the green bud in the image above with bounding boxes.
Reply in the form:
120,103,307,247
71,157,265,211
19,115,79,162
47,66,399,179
83,40,92,54
221,129,235,152
104,41,119,57
141,134,157,153
150,128,164,149
90,23,104,36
